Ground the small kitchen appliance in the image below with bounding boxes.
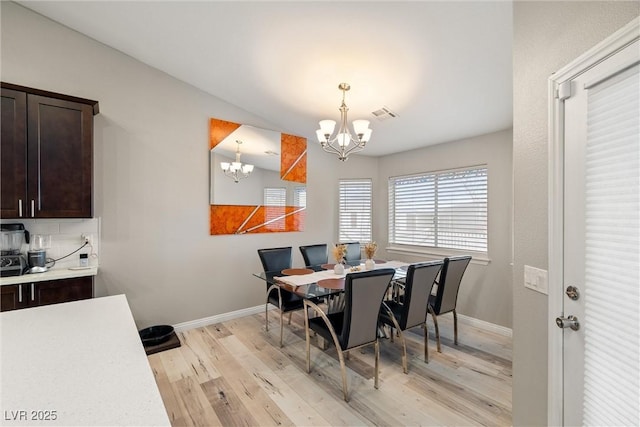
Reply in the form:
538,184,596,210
0,223,29,277
28,234,51,273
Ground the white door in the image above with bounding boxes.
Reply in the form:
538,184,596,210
549,19,639,426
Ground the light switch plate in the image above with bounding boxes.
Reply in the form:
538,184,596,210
524,265,548,295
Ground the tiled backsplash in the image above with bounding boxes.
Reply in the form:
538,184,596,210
0,218,100,268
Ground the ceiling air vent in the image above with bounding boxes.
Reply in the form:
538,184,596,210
371,106,398,121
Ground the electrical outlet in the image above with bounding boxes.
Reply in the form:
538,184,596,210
81,234,93,245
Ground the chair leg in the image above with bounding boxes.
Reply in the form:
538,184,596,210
423,322,429,363
397,330,408,374
453,309,458,346
374,340,380,389
428,306,441,353
337,349,349,401
265,301,269,332
280,310,284,348
305,313,311,373
288,312,293,325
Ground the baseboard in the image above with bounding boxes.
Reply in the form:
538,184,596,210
173,305,512,338
172,304,273,333
457,313,512,338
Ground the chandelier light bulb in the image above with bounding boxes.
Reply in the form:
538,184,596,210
352,119,370,137
361,128,372,143
337,133,350,147
319,119,336,137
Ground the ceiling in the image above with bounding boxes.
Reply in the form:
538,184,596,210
17,1,513,157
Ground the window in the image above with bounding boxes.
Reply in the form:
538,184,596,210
293,186,306,207
388,166,487,252
339,179,372,243
264,187,286,231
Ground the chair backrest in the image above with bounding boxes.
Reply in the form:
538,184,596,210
299,244,328,267
340,268,395,350
341,242,361,262
432,256,472,315
257,247,292,274
399,261,444,330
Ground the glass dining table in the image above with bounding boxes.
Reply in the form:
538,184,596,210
252,259,411,301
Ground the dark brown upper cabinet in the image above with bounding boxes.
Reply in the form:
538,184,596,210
0,83,99,218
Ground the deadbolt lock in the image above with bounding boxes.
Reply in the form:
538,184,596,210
566,285,579,300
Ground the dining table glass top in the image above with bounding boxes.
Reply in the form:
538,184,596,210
252,259,410,299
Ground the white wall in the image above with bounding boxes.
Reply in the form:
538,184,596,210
378,130,513,328
1,2,514,333
512,2,639,425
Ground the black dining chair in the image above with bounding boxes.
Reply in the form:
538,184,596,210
428,255,472,352
340,242,361,265
303,268,395,401
379,261,443,373
257,246,304,347
299,244,328,268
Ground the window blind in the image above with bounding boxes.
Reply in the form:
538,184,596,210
582,65,639,426
338,179,372,243
388,166,487,252
294,186,307,207
264,187,286,231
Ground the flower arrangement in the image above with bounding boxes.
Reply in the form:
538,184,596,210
364,241,378,260
332,244,347,263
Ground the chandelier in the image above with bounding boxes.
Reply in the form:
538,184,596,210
316,83,372,161
220,140,254,183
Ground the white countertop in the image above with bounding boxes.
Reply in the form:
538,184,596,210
0,294,170,426
0,266,98,286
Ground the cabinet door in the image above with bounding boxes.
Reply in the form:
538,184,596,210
0,89,27,219
35,276,94,307
1,284,27,312
27,95,93,218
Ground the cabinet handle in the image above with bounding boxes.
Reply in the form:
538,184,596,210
31,283,35,301
31,200,35,218
18,199,23,217
18,284,23,303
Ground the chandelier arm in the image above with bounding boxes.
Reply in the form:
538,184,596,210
341,142,366,158
321,142,343,157
322,141,363,161
321,143,348,160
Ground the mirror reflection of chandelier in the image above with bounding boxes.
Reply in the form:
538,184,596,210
316,82,373,161
220,140,254,183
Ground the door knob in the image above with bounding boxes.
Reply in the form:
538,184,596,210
556,315,580,331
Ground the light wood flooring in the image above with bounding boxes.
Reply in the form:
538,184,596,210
148,310,512,426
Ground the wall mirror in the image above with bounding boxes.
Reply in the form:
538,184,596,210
209,118,307,235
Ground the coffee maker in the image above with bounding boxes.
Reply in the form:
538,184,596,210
0,223,29,276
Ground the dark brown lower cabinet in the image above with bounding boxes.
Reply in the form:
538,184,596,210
0,276,93,312
1,284,25,311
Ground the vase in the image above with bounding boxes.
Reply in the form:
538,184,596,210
334,262,345,275
365,258,375,270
